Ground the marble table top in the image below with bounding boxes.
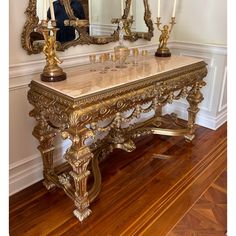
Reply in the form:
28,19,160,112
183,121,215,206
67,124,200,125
32,55,204,99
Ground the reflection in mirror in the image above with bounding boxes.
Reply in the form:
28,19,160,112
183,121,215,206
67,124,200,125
47,0,86,43
133,0,148,32
36,0,88,43
21,0,154,54
89,0,122,36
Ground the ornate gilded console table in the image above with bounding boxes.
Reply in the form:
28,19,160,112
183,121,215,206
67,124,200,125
28,55,207,221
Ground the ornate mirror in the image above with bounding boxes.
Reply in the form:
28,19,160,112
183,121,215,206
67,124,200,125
21,0,154,54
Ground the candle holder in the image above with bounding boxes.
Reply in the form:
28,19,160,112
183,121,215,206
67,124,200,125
111,16,136,41
155,17,176,57
40,20,66,82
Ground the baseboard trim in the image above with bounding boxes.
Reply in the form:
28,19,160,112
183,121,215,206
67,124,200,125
9,140,71,196
164,103,227,130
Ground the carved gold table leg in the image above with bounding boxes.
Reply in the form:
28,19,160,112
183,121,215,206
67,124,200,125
185,81,206,141
30,110,56,190
88,149,102,203
62,127,94,222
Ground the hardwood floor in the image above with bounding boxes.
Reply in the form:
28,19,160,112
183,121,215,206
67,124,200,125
168,170,227,236
9,124,227,236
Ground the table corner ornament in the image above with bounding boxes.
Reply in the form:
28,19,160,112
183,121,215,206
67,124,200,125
40,20,67,82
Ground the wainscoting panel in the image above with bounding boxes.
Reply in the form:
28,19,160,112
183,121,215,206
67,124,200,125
168,41,227,130
9,140,71,195
90,24,117,36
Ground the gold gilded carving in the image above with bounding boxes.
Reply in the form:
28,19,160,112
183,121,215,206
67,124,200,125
21,0,154,54
28,58,207,221
186,80,206,136
141,0,154,40
29,109,57,189
21,0,41,54
62,114,95,221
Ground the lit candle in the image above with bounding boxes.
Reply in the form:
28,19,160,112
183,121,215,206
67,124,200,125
157,0,161,17
172,0,177,18
121,0,124,16
49,0,55,21
43,0,47,20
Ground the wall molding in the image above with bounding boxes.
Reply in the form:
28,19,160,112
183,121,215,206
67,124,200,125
164,103,227,130
9,41,227,90
169,41,227,56
90,23,117,36
9,44,158,89
218,66,227,112
168,41,227,130
9,140,71,196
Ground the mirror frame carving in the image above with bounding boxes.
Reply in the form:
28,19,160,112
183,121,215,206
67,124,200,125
21,0,154,54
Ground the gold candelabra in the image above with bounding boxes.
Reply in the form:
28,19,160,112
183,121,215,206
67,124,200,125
40,20,66,82
111,16,135,39
155,17,176,57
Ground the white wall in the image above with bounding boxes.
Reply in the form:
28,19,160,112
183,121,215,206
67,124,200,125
173,0,227,45
9,0,227,195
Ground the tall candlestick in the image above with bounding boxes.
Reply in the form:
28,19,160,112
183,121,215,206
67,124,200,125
121,0,124,16
43,0,47,20
157,0,161,17
49,0,55,21
172,0,177,17
130,1,133,16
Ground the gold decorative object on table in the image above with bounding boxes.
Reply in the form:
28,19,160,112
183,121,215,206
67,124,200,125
132,48,139,66
89,54,97,72
99,54,107,73
114,21,129,68
141,49,148,57
155,17,176,57
111,54,118,71
40,20,66,82
155,0,177,57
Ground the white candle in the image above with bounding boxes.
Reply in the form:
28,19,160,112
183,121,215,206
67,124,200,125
121,0,124,16
130,2,133,16
49,0,55,21
157,0,161,17
172,0,177,17
43,0,47,20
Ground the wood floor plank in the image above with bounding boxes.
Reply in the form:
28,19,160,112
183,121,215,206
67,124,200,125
9,124,227,236
168,170,227,236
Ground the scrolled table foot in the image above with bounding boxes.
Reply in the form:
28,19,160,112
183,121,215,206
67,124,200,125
43,179,56,190
73,208,92,222
184,134,195,142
